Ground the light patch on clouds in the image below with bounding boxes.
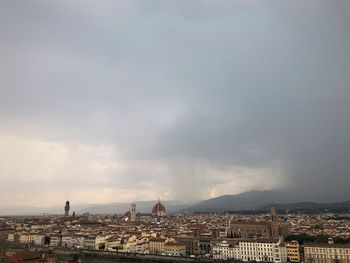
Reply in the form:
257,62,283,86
0,135,122,205
0,135,282,206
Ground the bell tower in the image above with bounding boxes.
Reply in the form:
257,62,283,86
270,202,279,238
271,202,278,222
64,200,70,218
130,203,136,222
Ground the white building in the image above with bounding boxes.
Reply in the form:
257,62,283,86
136,241,149,254
212,240,237,260
96,234,113,250
49,235,62,247
72,235,85,249
239,238,287,263
30,222,51,230
84,236,97,250
121,235,138,253
105,236,122,252
34,234,46,246
61,235,74,249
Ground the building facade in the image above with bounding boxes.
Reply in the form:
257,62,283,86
164,242,186,255
286,241,301,263
304,243,350,263
212,240,237,260
239,238,287,263
227,203,290,239
84,236,97,250
149,237,167,254
19,233,35,244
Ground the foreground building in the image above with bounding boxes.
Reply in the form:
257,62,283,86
84,236,97,250
34,233,46,246
212,240,238,260
304,243,350,263
149,237,167,254
19,233,35,244
175,228,218,256
239,238,287,263
148,237,185,255
164,242,186,255
286,240,301,263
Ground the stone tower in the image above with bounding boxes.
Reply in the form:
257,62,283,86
270,202,279,238
64,200,70,218
130,203,136,222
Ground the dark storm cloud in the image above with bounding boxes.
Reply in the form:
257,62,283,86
0,0,349,203
157,1,350,201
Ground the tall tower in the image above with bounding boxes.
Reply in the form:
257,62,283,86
270,202,279,238
64,201,70,218
271,202,278,222
130,203,136,222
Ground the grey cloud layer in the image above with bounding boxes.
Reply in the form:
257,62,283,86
1,0,349,203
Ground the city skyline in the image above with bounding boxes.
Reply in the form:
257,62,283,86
1,0,350,207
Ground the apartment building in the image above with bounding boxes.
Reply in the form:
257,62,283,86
212,240,237,260
34,234,46,246
286,241,301,263
239,238,287,263
304,243,350,263
149,237,167,254
19,233,35,244
84,236,97,250
164,242,186,255
49,235,62,247
136,241,149,254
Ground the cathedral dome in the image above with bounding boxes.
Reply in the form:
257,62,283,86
152,199,166,216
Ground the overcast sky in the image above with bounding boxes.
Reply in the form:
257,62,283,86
0,0,349,207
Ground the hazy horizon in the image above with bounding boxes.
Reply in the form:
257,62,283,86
1,188,350,210
1,0,349,207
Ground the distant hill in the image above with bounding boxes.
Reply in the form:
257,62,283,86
180,190,298,212
180,190,350,213
267,201,350,213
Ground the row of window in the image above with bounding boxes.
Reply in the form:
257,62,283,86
306,248,350,254
241,243,275,248
306,254,350,260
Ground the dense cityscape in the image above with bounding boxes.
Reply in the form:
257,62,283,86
1,200,350,263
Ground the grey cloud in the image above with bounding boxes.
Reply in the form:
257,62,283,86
0,0,349,203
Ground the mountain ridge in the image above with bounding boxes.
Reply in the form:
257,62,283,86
180,190,350,213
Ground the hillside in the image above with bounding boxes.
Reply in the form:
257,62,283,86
180,190,350,213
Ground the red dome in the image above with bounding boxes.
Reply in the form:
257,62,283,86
152,200,166,216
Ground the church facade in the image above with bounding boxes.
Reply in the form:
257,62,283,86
226,203,290,239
